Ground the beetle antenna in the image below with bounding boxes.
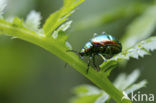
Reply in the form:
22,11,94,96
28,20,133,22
66,50,80,56
98,54,107,61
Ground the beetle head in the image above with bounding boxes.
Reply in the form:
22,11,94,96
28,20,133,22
79,48,86,57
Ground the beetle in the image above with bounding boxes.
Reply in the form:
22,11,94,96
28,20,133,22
67,33,122,73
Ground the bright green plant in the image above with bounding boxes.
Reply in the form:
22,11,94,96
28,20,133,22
70,70,147,103
0,0,156,103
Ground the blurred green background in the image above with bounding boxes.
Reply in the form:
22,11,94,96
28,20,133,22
0,0,156,103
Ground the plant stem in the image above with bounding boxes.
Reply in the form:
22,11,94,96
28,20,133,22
0,21,131,103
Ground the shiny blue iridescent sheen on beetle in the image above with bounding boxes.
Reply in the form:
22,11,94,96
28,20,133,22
68,33,122,73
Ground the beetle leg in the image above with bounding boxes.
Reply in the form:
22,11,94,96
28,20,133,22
92,55,100,72
108,46,112,58
109,46,112,58
99,54,107,61
86,57,91,73
105,46,112,59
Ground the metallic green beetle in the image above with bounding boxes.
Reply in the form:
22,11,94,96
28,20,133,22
68,33,122,73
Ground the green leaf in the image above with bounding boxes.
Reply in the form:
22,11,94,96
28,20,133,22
114,69,140,90
73,85,102,96
43,0,85,37
12,17,24,28
71,85,107,103
121,5,156,49
71,70,147,103
70,94,102,103
95,93,109,103
52,20,72,40
125,80,147,94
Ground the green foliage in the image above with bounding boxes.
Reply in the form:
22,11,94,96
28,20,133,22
0,0,156,103
70,70,147,103
43,0,85,37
